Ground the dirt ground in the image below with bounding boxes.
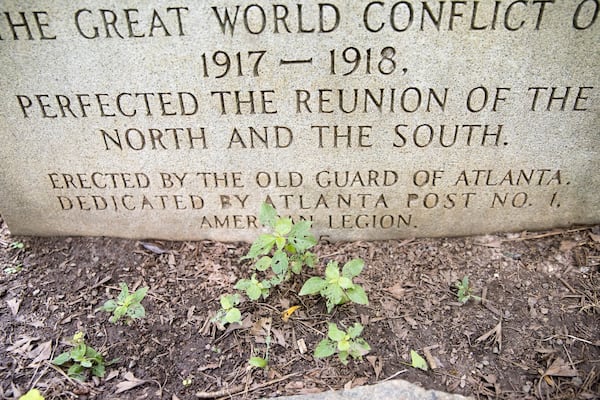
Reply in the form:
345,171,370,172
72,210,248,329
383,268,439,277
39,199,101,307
1,216,599,400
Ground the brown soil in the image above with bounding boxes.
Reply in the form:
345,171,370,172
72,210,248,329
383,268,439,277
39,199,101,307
1,216,599,400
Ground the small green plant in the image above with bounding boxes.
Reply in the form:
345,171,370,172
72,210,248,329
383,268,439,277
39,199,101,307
410,350,428,371
212,294,242,327
18,389,44,400
235,274,271,300
3,264,23,274
249,335,271,369
52,332,107,381
241,203,317,295
455,276,480,303
314,323,370,365
10,241,24,250
300,259,368,312
97,282,148,324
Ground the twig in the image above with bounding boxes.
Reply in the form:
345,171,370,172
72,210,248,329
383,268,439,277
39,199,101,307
381,369,407,382
558,276,578,294
195,372,300,398
504,227,592,242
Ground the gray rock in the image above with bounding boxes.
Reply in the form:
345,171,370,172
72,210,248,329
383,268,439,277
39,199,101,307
270,379,473,400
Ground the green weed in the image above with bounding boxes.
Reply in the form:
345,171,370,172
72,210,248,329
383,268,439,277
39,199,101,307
314,323,370,365
300,259,368,312
52,332,107,381
97,282,148,324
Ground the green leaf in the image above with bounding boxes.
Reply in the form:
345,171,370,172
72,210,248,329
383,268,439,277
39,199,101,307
52,352,71,366
275,236,286,250
284,243,297,254
260,287,270,299
113,305,127,321
255,256,272,271
323,285,345,312
245,234,276,259
410,350,428,371
288,221,317,252
127,304,146,319
337,339,350,352
220,294,233,310
338,351,349,365
117,282,129,303
246,284,262,301
85,346,101,360
17,389,45,400
80,359,92,368
268,275,283,286
235,279,251,291
274,218,293,236
131,286,148,303
249,356,268,368
271,250,289,276
327,323,346,342
99,299,117,312
225,308,241,323
346,286,369,305
67,364,85,379
304,252,318,268
314,339,336,358
353,338,371,356
71,344,86,361
91,363,106,378
342,259,364,278
259,203,277,227
325,261,340,281
347,323,364,339
290,260,302,274
338,276,353,289
299,277,326,296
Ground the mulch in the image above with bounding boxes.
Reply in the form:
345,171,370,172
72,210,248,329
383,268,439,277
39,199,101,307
1,217,598,399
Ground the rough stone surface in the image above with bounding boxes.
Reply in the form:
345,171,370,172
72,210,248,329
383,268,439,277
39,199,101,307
0,1,598,241
270,379,473,400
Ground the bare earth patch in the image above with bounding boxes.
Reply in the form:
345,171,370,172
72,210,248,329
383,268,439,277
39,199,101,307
1,216,598,399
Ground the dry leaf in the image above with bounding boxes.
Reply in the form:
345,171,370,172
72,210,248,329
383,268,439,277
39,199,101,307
198,363,219,372
27,341,52,368
423,346,440,370
250,317,272,338
7,335,38,355
384,283,406,300
476,320,502,353
140,242,168,254
105,370,120,381
7,298,21,316
115,372,148,394
559,240,579,252
285,381,304,390
476,236,503,248
272,328,287,348
367,356,383,379
544,358,578,378
281,305,300,322
589,232,600,243
187,306,196,322
403,316,418,329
